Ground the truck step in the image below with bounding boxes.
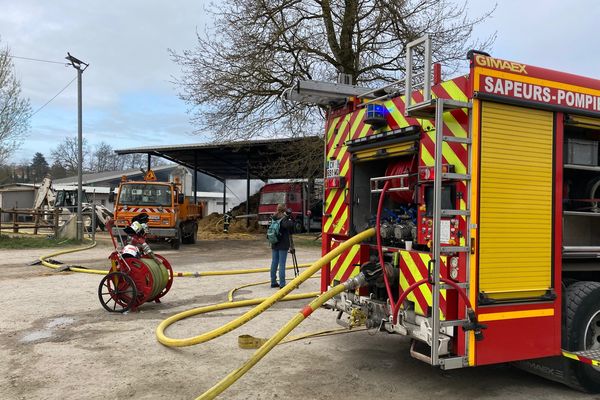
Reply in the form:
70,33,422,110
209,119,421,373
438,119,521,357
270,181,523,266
441,173,471,181
440,246,470,253
440,209,470,217
439,282,469,290
562,349,600,366
439,319,469,327
442,136,472,144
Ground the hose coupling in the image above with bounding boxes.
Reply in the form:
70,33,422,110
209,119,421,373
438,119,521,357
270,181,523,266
344,272,367,291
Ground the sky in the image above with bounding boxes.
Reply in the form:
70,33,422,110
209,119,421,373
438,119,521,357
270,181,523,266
2,0,600,166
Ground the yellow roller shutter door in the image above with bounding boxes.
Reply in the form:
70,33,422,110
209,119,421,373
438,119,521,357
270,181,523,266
479,102,554,300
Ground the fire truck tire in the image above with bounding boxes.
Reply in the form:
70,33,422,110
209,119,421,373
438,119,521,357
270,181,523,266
293,218,303,234
564,281,600,392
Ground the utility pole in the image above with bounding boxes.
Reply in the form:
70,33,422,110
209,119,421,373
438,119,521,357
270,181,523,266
66,53,89,241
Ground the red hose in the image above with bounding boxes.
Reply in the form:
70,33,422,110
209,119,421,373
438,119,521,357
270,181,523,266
391,277,474,324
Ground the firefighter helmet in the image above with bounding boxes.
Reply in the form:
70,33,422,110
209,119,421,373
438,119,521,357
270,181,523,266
121,244,139,258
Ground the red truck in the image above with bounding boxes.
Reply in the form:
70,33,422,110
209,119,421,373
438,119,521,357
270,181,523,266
257,182,322,232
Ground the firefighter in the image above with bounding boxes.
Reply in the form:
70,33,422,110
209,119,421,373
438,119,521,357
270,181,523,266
223,209,233,233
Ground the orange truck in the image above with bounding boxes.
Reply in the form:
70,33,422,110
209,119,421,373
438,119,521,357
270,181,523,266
286,35,600,391
112,170,202,249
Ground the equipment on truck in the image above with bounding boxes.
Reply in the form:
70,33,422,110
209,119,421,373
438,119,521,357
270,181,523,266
98,216,174,312
112,169,203,249
286,35,600,392
257,181,322,232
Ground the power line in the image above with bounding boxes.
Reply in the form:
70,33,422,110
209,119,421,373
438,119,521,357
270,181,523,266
8,55,67,65
30,77,77,117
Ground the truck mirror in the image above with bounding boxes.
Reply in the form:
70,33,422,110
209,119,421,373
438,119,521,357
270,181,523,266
109,191,115,203
178,193,185,204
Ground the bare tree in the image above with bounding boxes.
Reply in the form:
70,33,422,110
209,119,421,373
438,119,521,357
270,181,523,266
0,40,31,164
172,0,495,143
50,136,91,173
91,141,116,172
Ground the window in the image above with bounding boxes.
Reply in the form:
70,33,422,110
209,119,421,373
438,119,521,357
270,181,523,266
260,192,286,205
118,184,172,206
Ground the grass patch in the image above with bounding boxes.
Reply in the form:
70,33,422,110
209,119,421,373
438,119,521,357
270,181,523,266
0,235,86,249
292,232,322,248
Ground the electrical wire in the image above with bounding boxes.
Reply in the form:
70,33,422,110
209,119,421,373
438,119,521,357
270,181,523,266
8,55,67,65
30,77,77,117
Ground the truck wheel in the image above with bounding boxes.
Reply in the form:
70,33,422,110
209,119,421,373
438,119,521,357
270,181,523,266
293,219,303,234
564,281,600,392
190,223,197,244
171,230,181,250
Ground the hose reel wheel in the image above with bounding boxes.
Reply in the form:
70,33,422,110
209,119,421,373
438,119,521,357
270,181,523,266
98,271,138,313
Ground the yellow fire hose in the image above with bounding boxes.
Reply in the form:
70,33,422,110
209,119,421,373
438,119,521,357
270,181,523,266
155,228,374,347
197,281,365,399
154,228,375,399
38,241,311,277
38,241,103,274
35,229,376,399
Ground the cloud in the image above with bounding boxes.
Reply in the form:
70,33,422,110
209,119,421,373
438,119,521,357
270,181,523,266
2,0,212,163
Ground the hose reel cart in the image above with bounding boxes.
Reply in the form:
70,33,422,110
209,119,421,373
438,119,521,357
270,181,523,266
98,219,174,312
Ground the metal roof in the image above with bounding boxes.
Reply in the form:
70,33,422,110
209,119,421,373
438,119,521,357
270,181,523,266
53,164,176,185
114,136,324,181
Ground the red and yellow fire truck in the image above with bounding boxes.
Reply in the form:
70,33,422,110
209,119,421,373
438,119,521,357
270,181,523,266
287,36,600,391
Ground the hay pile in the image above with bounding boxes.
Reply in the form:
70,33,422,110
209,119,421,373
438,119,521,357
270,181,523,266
197,193,263,240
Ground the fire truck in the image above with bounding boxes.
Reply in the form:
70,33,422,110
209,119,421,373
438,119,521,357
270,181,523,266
112,170,203,249
257,182,322,232
286,36,600,391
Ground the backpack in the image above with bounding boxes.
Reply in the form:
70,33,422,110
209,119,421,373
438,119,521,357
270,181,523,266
267,217,283,244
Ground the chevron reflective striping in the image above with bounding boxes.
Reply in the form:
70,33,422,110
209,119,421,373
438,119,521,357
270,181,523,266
399,251,448,319
332,243,361,282
400,251,430,315
326,116,345,159
327,117,349,160
562,350,600,367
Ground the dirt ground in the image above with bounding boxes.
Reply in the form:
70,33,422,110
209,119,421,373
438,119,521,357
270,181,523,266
0,233,596,400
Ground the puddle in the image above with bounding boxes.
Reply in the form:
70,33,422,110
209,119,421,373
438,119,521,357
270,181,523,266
46,317,75,329
20,316,75,343
21,330,53,343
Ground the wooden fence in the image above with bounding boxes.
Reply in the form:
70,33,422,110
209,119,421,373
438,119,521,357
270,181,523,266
0,208,63,235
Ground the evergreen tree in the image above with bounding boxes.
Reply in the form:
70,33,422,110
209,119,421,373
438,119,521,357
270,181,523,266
30,152,49,182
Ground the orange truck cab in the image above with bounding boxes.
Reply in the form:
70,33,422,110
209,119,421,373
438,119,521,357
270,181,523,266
112,170,202,249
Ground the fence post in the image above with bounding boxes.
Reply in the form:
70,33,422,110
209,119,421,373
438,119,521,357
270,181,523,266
12,209,17,233
33,209,40,235
91,207,96,241
54,208,60,237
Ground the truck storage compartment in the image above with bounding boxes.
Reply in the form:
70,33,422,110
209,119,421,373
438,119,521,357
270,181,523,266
565,138,598,166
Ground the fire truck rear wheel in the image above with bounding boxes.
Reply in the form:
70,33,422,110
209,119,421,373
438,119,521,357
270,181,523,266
564,281,600,392
293,219,303,234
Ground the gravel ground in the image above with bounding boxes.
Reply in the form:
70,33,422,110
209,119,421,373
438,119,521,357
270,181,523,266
0,234,595,400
